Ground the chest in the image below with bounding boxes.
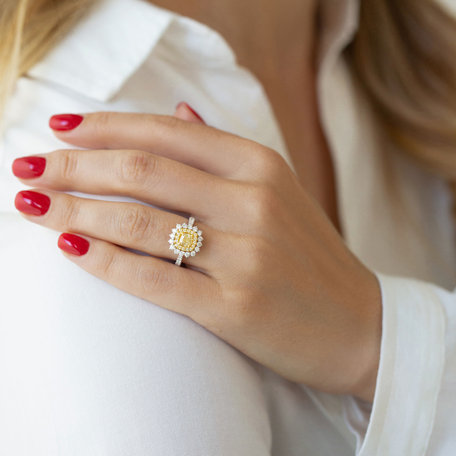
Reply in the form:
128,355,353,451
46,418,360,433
286,128,343,235
257,76,343,236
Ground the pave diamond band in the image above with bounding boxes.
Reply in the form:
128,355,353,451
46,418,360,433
168,216,203,266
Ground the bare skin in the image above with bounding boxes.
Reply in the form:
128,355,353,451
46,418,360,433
12,1,382,402
149,0,342,234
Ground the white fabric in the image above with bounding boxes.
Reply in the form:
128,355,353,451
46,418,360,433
0,0,455,454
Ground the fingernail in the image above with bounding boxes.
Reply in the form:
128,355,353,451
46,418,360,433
12,156,46,179
49,114,83,131
14,190,50,216
58,233,90,256
177,102,205,123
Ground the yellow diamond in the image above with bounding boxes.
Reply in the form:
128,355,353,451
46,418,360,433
174,228,198,251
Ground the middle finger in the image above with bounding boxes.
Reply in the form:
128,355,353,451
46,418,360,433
12,148,240,224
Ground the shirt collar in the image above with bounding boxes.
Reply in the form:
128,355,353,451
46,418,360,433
27,0,173,102
26,0,360,103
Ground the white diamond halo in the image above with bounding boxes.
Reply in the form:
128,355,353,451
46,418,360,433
168,216,204,266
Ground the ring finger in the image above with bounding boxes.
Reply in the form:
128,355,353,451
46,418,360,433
14,189,226,273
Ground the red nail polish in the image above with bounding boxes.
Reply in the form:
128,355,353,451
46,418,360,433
49,114,83,131
14,190,50,216
12,156,46,179
58,233,90,256
179,102,205,123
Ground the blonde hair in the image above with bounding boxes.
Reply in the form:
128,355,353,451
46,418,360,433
0,0,93,126
347,0,456,217
2,0,456,218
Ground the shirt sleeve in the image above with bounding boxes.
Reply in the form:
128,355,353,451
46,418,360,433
341,271,456,455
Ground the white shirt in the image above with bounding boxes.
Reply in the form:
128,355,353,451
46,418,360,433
0,0,455,454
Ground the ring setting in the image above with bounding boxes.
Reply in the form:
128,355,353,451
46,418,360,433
168,216,203,266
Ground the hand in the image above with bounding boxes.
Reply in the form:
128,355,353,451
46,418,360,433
12,104,382,402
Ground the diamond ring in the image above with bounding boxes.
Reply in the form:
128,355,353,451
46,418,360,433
168,216,203,266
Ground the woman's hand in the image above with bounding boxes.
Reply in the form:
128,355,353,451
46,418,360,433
12,106,382,402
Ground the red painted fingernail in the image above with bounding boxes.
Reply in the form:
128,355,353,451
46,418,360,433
179,102,205,123
12,156,46,179
49,114,83,131
58,233,90,256
14,190,50,216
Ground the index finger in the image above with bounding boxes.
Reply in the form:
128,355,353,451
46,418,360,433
49,112,255,178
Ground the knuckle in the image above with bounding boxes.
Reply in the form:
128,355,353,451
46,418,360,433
97,249,118,280
118,150,157,185
245,182,281,225
118,206,154,242
58,149,79,181
248,145,288,180
61,196,81,230
149,115,183,146
224,286,261,326
239,235,270,276
138,265,174,296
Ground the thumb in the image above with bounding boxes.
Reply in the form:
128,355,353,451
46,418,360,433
173,102,206,124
